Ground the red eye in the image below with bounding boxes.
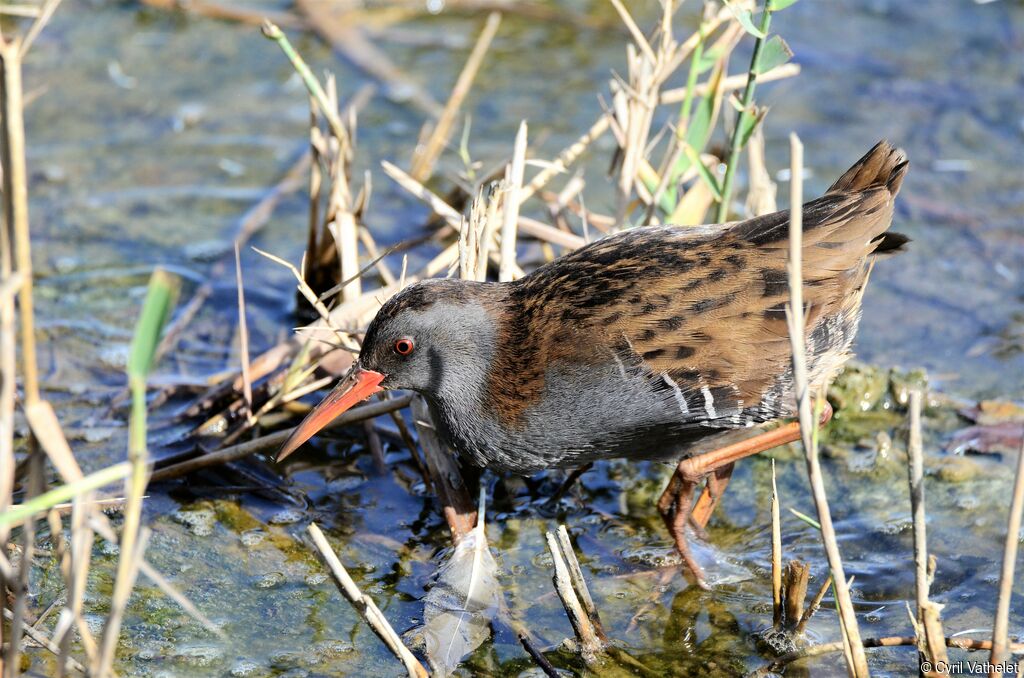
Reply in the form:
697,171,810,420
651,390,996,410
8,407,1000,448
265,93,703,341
394,338,415,356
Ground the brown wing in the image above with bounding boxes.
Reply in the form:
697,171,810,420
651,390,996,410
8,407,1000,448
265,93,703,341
502,140,908,428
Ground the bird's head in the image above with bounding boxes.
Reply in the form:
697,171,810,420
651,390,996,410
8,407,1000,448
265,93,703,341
276,278,500,461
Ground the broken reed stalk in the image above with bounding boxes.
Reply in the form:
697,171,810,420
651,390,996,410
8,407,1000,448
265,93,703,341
794,573,834,635
307,522,430,678
771,460,783,627
907,389,928,617
0,254,14,662
263,20,364,304
545,529,603,662
498,121,527,282
410,11,501,182
7,451,41,677
906,388,949,674
518,633,559,678
989,435,1024,675
0,19,74,653
555,525,604,639
1,608,85,674
0,34,39,410
784,560,810,628
715,0,773,223
784,132,869,676
235,243,254,415
324,75,362,303
380,160,526,278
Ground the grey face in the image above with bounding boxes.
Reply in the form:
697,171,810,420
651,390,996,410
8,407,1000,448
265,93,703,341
357,283,498,397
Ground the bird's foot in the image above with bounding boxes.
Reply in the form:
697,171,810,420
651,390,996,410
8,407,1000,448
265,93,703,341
657,459,711,590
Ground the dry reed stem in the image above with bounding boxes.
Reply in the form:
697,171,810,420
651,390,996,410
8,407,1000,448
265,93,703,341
518,632,559,678
906,388,948,671
0,21,74,672
663,61,801,105
795,573,834,635
745,124,777,217
908,389,929,617
321,73,362,304
498,121,527,281
381,160,526,278
748,636,1024,678
410,11,501,181
463,189,488,281
771,460,783,628
307,522,430,678
920,601,948,675
62,498,98,671
989,435,1024,675
784,560,810,628
6,452,40,677
235,243,254,416
521,114,610,203
19,0,62,57
784,132,869,677
555,525,604,639
608,0,656,64
545,531,603,662
0,6,40,18
357,226,397,285
95,528,151,676
152,393,414,482
0,39,36,406
252,248,350,342
1,608,85,674
517,216,585,249
0,281,15,591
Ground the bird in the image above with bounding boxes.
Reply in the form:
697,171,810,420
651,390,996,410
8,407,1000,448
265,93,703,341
277,140,908,584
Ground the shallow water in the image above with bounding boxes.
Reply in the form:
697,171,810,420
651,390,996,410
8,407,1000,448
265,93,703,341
16,0,1024,675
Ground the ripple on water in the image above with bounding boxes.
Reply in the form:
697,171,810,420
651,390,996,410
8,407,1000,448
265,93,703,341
268,509,303,525
304,571,327,587
229,659,270,677
171,508,216,537
172,643,224,668
253,571,286,589
239,529,265,547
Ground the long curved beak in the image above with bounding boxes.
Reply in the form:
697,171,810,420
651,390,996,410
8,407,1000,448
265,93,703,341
276,367,386,462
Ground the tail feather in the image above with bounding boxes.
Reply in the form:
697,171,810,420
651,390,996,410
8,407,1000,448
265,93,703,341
827,140,908,197
733,140,910,259
870,230,910,257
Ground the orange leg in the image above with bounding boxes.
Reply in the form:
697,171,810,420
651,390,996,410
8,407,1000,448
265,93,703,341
658,404,834,587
